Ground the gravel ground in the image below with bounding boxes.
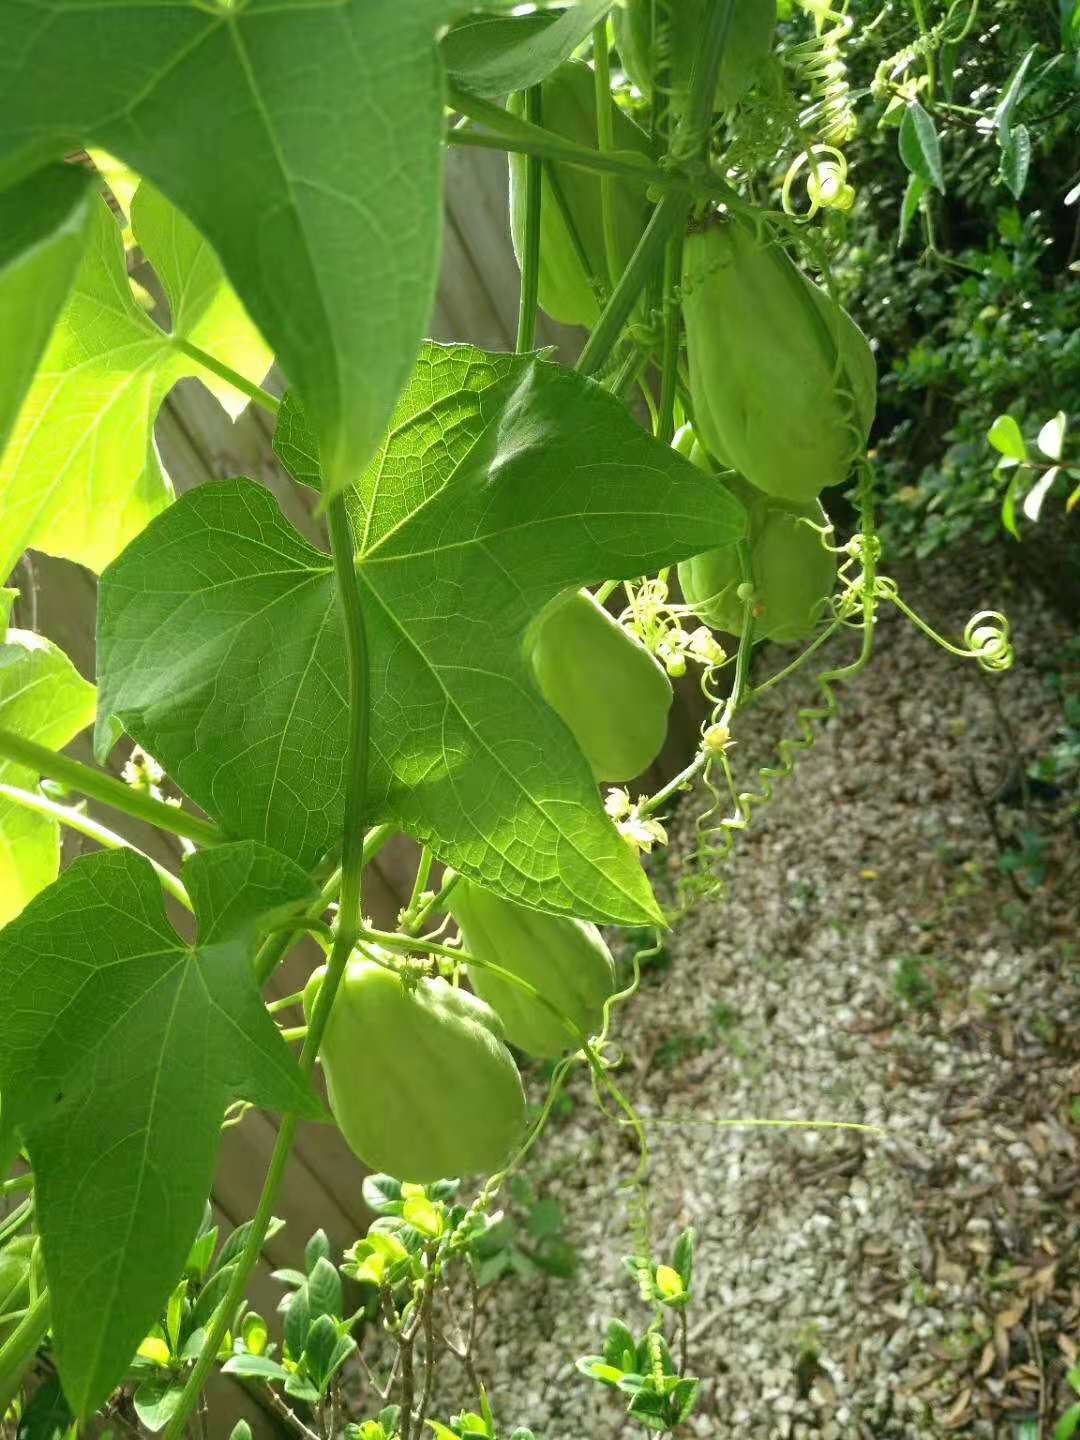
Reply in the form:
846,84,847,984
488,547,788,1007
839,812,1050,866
360,552,1079,1439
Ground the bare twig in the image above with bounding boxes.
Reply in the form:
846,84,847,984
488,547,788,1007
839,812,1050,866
263,1386,322,1440
417,1282,438,1434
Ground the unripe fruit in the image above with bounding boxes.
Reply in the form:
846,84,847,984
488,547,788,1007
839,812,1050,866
509,60,653,327
304,959,525,1183
450,880,616,1058
615,0,776,112
683,213,876,502
677,441,836,644
528,589,672,782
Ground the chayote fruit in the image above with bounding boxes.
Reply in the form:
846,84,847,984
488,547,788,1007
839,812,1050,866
450,880,616,1058
508,59,653,328
528,589,672,783
677,441,836,644
683,213,877,503
304,959,525,1184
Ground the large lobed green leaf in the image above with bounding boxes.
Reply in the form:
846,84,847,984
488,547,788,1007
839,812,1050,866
0,0,456,500
0,842,323,1417
96,343,747,925
0,164,91,462
0,184,271,583
0,630,95,925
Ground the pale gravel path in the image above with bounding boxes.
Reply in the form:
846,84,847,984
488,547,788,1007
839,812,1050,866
363,550,1079,1440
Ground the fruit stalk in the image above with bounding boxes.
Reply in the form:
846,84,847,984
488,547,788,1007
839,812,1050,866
515,85,543,352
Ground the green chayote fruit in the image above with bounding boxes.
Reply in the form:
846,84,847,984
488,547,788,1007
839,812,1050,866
509,59,653,327
304,959,525,1184
450,880,616,1058
683,213,877,503
528,589,672,783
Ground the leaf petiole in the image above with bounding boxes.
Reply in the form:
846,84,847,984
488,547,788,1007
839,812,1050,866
0,729,223,849
576,190,690,378
0,782,191,910
515,86,543,353
172,338,280,416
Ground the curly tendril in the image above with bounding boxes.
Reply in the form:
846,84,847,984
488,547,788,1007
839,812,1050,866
870,0,980,100
782,145,856,219
788,3,857,147
963,612,1013,672
669,465,1014,899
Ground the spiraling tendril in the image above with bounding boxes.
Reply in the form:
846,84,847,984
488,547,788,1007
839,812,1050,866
668,473,1014,901
787,3,857,147
782,145,856,219
964,612,1013,672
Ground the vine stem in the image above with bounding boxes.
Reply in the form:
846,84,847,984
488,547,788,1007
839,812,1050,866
720,542,757,729
656,229,684,443
444,113,753,217
910,0,936,100
515,85,543,353
0,729,223,848
0,1199,33,1250
163,496,371,1440
252,823,392,987
639,751,705,818
446,85,673,193
173,339,280,417
575,190,688,378
404,869,461,936
0,782,191,909
592,23,622,292
0,1291,50,1417
575,0,735,380
673,0,737,161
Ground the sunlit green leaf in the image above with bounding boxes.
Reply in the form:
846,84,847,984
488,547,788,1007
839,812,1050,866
1037,411,1067,461
96,343,746,924
132,1374,187,1434
0,630,95,925
135,182,273,423
987,414,1027,462
0,164,91,463
0,0,456,500
0,843,323,1416
1022,465,1060,522
0,184,271,583
221,1354,290,1384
